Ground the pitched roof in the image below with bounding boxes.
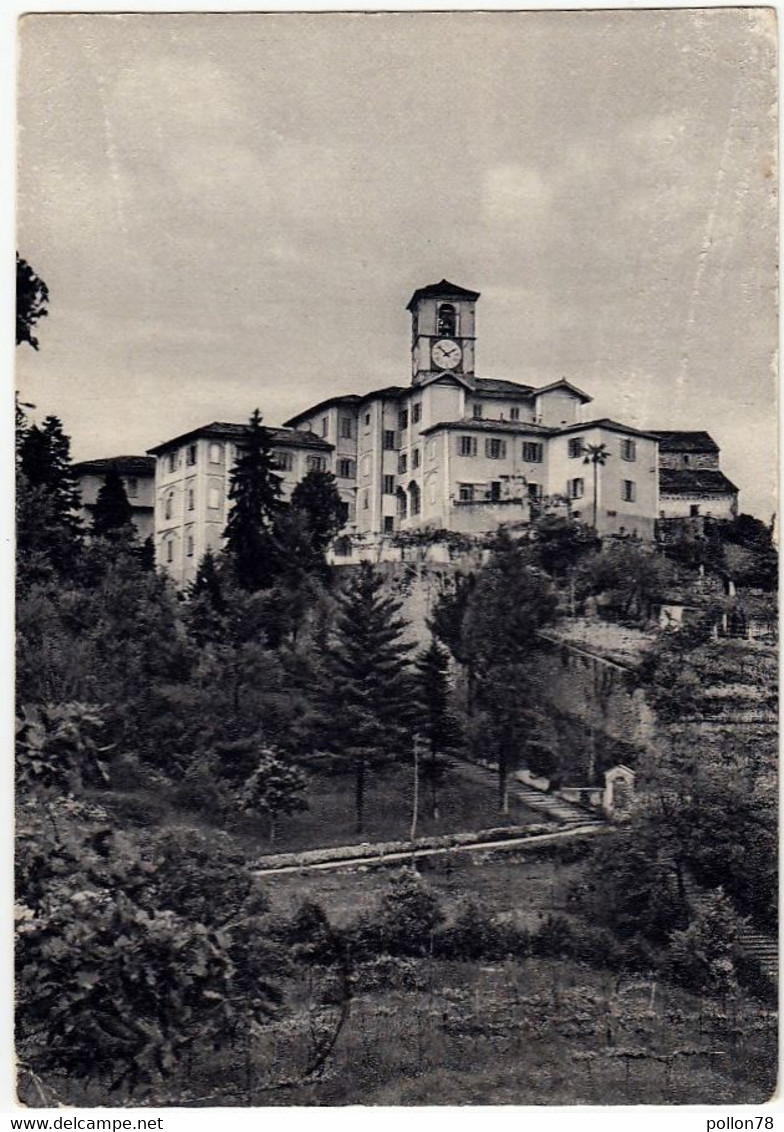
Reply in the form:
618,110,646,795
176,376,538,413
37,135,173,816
475,378,535,397
405,279,481,310
421,418,554,437
555,418,660,440
534,378,592,403
282,394,364,429
659,468,738,495
73,455,156,476
650,430,720,453
147,422,333,455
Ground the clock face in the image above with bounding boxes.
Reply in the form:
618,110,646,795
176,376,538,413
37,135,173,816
431,339,463,370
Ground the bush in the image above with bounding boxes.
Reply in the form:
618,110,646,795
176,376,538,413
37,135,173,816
105,790,171,828
530,914,578,959
434,897,506,961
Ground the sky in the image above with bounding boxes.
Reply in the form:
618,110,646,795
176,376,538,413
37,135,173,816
16,9,778,519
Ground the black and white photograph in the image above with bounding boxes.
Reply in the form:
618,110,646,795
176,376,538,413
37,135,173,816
14,8,778,1109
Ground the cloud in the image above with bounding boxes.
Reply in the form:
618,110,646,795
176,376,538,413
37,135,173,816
481,165,553,227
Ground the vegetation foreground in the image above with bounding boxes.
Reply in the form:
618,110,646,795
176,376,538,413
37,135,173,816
15,258,778,1107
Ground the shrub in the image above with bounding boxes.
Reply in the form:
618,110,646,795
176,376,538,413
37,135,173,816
434,897,505,961
105,791,171,828
531,914,578,959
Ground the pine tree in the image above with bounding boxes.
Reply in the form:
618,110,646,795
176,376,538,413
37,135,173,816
415,637,459,819
224,410,283,591
321,563,415,833
17,415,83,580
91,465,135,540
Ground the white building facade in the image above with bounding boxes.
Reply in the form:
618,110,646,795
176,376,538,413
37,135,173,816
285,281,660,548
147,423,335,587
148,279,746,585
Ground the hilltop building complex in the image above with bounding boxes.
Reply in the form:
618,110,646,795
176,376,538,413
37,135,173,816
76,280,737,588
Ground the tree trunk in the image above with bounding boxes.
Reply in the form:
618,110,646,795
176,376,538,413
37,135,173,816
430,762,439,821
355,759,365,835
269,812,276,843
498,752,509,816
592,462,598,530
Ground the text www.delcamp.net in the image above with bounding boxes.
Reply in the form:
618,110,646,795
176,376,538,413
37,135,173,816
11,1120,163,1130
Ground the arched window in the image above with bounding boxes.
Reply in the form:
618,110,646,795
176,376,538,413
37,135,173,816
409,481,421,517
164,491,174,521
396,486,407,519
437,303,457,337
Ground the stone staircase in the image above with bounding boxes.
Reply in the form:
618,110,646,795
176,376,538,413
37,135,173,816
510,783,605,827
738,929,778,982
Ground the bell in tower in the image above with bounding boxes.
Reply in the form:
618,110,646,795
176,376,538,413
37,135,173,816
406,279,480,386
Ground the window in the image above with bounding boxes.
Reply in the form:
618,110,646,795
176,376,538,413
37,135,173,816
209,443,222,464
459,484,475,503
568,438,584,459
490,481,501,502
186,535,194,558
321,416,329,437
164,492,174,521
383,515,395,533
186,444,197,466
690,504,700,517
168,451,177,473
396,487,407,518
307,455,326,472
621,439,637,462
528,482,541,499
383,429,396,450
383,475,396,495
485,438,507,460
412,402,422,424
364,413,371,427
412,448,421,469
337,458,355,479
340,417,353,439
274,450,294,471
398,453,408,475
125,477,138,498
409,482,421,516
208,487,221,509
472,403,483,419
459,436,477,457
522,442,543,463
398,409,409,430
166,540,174,563
510,407,520,421
622,480,637,503
569,478,585,499
437,303,457,337
187,488,195,512
362,490,369,510
339,502,350,525
683,454,691,466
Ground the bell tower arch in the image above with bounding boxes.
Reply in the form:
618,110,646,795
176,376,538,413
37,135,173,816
406,279,480,386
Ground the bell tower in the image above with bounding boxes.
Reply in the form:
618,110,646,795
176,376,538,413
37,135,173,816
406,279,480,386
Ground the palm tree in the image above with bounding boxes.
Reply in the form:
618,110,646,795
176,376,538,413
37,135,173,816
582,442,610,530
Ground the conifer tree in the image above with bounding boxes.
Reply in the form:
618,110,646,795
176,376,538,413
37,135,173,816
321,563,415,833
91,464,135,540
224,410,283,591
17,414,82,580
415,637,459,819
